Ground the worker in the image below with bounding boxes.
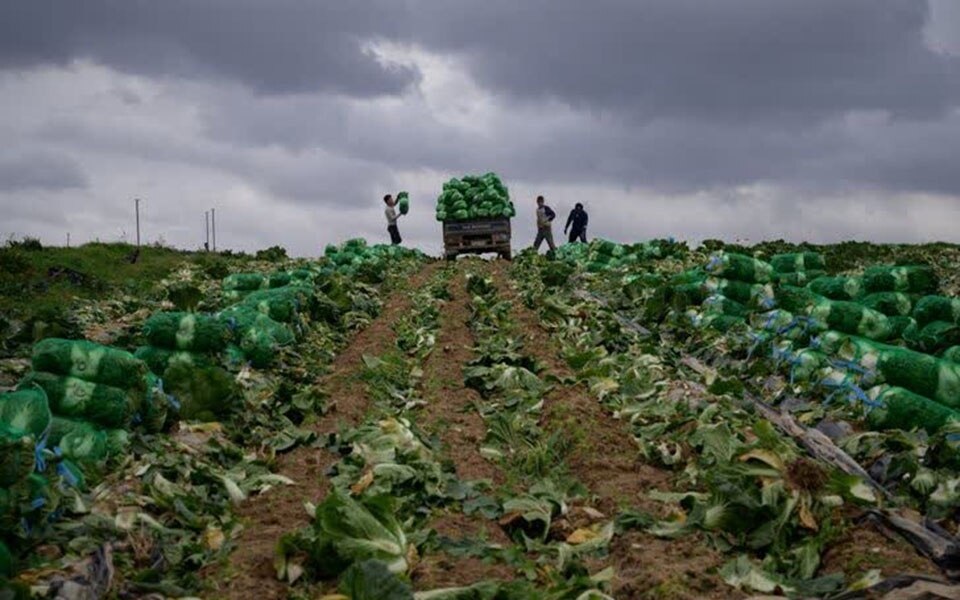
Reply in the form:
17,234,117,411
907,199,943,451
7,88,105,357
533,195,556,253
384,194,402,245
564,203,589,243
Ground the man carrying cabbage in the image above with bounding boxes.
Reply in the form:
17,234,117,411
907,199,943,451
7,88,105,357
383,194,403,245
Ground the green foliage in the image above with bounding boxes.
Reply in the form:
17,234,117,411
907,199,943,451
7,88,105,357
255,245,288,262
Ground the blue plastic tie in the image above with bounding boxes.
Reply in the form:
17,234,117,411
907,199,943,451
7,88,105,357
57,463,79,488
747,333,767,361
706,255,722,273
30,496,46,510
846,383,882,410
33,435,48,472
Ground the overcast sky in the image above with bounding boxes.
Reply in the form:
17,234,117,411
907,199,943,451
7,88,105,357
2,0,959,256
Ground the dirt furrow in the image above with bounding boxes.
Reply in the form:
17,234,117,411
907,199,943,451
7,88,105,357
490,262,740,599
411,263,515,589
209,263,440,599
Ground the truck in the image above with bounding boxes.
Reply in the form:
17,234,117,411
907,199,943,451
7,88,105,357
442,217,512,260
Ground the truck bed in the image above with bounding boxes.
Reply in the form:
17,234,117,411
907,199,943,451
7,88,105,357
442,217,511,259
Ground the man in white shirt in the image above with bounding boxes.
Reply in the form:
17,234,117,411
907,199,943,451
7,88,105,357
533,195,556,253
384,194,402,245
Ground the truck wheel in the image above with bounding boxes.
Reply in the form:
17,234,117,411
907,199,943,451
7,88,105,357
445,253,456,262
500,250,512,261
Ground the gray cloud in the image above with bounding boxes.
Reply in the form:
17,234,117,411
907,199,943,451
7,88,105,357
1,1,959,255
0,152,87,191
0,0,418,96
409,0,960,122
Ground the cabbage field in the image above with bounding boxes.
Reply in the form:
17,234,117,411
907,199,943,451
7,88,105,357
3,237,960,599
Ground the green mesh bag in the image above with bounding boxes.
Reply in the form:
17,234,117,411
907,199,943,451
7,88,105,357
913,295,960,328
818,367,861,390
18,372,138,429
49,419,128,461
134,346,213,376
774,270,826,287
143,312,231,353
221,289,251,303
863,265,938,295
703,295,749,317
705,252,774,283
703,278,774,309
239,286,311,323
47,417,109,462
808,299,892,340
0,388,51,439
0,424,36,488
775,285,821,314
860,292,913,317
839,338,960,410
770,252,826,273
866,385,960,433
808,276,863,301
888,316,917,340
268,271,292,288
32,338,147,391
397,191,409,215
812,330,850,355
942,346,960,364
752,309,793,331
644,283,706,321
223,273,267,292
911,321,960,355
791,349,827,382
218,308,295,368
702,314,745,332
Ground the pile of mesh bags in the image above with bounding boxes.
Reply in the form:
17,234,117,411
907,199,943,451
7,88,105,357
0,387,73,566
694,252,777,331
222,269,317,302
435,172,514,222
770,252,827,286
565,239,666,272
19,339,169,451
134,312,237,421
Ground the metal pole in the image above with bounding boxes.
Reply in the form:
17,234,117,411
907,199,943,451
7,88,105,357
67,233,70,248
211,208,216,252
135,198,141,247
205,211,210,251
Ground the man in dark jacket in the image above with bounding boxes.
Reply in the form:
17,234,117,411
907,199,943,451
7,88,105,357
564,203,588,243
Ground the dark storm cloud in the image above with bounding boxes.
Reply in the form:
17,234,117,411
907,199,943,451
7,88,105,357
0,152,87,191
0,0,418,96
1,0,960,254
409,0,960,122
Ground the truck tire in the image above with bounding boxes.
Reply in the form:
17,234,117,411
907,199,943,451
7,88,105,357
499,249,512,261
